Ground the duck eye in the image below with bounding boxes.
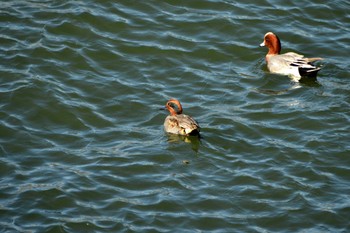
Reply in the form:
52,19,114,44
168,102,179,110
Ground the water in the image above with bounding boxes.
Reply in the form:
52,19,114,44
1,0,349,232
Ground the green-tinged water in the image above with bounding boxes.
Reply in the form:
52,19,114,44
1,0,349,232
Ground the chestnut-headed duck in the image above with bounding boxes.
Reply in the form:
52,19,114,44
164,99,200,136
260,32,323,80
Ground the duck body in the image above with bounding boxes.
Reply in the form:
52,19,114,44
163,99,200,136
260,32,322,80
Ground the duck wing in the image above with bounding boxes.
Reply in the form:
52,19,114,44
164,115,200,136
268,52,322,78
177,114,200,135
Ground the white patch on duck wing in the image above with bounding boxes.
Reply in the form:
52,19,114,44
290,59,311,66
290,58,318,70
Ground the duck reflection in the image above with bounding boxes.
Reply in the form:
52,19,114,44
166,133,201,152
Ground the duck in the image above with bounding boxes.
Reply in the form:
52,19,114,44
260,32,323,80
163,99,200,136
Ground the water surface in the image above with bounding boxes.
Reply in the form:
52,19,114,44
1,0,349,232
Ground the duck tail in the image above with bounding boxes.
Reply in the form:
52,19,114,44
299,66,321,78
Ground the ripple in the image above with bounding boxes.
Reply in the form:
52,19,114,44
1,0,349,232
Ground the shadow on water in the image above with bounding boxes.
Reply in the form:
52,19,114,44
166,133,201,153
299,77,322,87
255,76,321,95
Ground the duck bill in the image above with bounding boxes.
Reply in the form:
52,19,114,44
259,41,265,47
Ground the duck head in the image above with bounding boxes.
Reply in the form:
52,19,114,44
260,32,281,55
165,99,183,116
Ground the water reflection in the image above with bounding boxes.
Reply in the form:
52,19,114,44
254,84,301,95
166,133,201,152
255,78,321,95
299,77,322,86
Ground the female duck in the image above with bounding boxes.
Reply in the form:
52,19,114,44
260,32,323,80
164,99,200,136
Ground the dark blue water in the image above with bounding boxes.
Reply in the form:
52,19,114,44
1,0,349,232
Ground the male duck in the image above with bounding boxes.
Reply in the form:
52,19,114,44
164,99,200,136
260,32,323,80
